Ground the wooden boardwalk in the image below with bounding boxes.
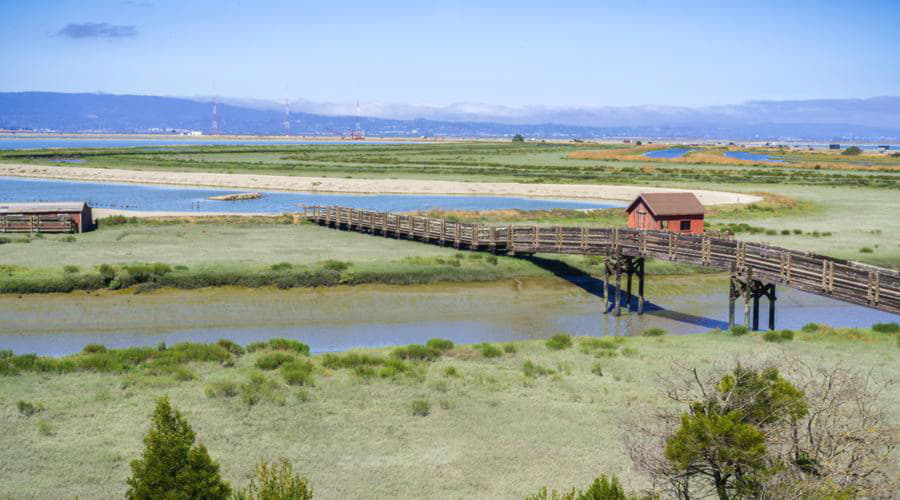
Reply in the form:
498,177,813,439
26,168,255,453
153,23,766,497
304,206,900,319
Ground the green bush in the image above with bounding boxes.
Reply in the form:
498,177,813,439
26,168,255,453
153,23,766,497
269,262,292,271
485,255,499,265
859,247,873,253
321,259,351,272
580,337,619,353
621,347,639,358
762,330,794,343
545,333,573,350
82,343,107,354
730,325,749,336
205,381,239,399
475,343,503,358
239,373,285,407
780,229,790,235
842,146,862,155
526,474,633,500
281,360,315,386
872,322,899,334
233,458,313,500
126,397,231,499
17,400,43,417
63,265,80,274
641,327,666,337
523,360,554,378
591,362,603,376
247,338,309,356
425,338,454,352
502,343,518,354
216,339,244,356
392,344,441,361
256,353,295,370
443,366,459,378
320,352,384,369
801,323,821,332
410,399,431,417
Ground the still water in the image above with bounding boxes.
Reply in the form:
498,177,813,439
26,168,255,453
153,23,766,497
0,176,623,213
0,137,410,150
642,148,690,159
724,151,786,163
1,277,894,356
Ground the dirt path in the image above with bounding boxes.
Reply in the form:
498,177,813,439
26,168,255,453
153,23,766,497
0,163,761,205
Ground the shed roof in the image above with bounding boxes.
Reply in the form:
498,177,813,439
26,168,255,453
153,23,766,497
625,192,704,217
0,202,88,214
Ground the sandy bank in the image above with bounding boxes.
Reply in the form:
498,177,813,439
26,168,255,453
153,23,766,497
0,163,761,206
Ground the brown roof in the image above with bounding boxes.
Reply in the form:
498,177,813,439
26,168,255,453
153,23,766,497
625,192,704,217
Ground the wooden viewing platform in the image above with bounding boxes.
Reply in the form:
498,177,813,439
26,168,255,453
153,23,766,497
303,205,900,326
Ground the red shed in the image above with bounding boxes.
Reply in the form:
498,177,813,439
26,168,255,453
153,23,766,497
0,202,94,233
625,192,704,234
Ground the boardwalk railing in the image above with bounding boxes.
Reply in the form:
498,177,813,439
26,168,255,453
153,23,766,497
0,214,76,233
303,205,900,315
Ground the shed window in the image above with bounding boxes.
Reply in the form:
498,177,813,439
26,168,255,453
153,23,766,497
680,220,691,231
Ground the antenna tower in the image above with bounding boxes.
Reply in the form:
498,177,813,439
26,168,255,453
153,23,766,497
283,98,291,135
211,96,219,135
356,98,361,132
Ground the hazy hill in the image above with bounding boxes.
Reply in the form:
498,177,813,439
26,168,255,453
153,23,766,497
1,92,898,141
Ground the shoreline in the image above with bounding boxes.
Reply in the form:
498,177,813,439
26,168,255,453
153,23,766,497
0,163,762,205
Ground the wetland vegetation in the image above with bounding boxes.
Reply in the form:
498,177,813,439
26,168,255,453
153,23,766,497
2,324,896,498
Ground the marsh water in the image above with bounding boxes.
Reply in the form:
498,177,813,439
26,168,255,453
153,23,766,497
0,138,411,150
0,176,624,213
724,151,786,163
1,276,894,356
643,148,690,159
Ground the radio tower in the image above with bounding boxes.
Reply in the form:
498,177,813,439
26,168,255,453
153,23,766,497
355,98,361,133
211,96,219,135
283,98,291,135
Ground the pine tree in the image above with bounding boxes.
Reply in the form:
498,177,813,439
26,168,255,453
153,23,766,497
126,397,231,499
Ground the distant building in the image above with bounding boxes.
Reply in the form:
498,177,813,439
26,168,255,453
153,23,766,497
829,144,841,150
625,192,705,234
878,145,890,151
0,202,94,233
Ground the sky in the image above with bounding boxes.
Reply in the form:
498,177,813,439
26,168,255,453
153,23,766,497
1,0,899,109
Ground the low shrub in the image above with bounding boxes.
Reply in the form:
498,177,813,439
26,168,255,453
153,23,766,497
392,344,441,362
580,337,618,352
590,362,603,376
425,338,454,352
872,322,899,334
82,343,107,354
475,343,503,358
641,327,666,337
621,347,639,358
523,360,554,378
502,343,517,354
269,262,292,271
379,358,414,379
321,259,351,272
216,339,244,356
762,330,794,343
205,380,239,399
801,322,821,332
255,352,295,370
17,400,43,417
485,255,498,265
443,366,459,378
240,373,285,407
247,338,309,356
780,229,790,235
545,333,573,350
409,399,430,417
281,360,315,386
859,247,874,253
320,352,384,369
429,379,449,393
63,265,80,274
730,325,749,336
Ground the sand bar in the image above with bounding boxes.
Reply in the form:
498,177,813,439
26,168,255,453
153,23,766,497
0,163,761,206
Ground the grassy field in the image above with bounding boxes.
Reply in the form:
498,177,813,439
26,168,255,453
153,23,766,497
2,142,898,187
1,326,897,498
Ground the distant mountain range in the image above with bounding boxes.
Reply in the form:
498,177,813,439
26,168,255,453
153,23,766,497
1,92,899,141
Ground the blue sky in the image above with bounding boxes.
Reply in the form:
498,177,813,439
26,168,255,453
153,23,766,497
1,0,898,107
